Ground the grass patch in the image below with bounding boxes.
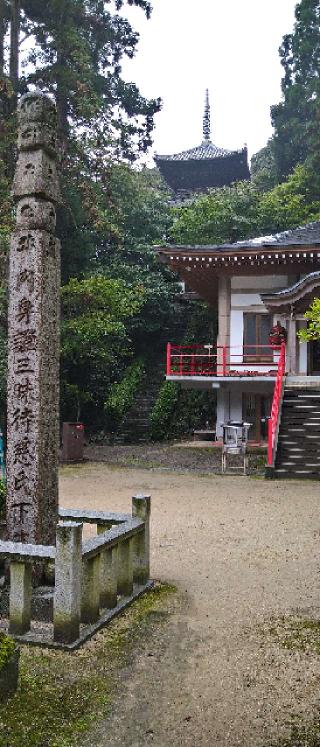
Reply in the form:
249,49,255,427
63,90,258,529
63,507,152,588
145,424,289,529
270,616,320,655
270,715,320,747
0,583,176,747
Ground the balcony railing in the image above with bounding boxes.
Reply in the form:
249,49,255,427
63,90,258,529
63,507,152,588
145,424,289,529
166,343,282,378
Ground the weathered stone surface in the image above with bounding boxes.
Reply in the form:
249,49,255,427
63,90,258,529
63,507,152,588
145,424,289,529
54,522,82,644
18,92,57,128
18,122,57,158
81,555,100,623
59,507,131,525
117,537,133,597
16,197,56,232
6,92,60,547
0,540,55,560
100,545,118,609
9,561,32,635
13,150,61,204
132,495,151,584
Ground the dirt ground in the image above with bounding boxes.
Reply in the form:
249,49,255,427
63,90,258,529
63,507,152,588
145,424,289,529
60,460,320,747
84,441,266,473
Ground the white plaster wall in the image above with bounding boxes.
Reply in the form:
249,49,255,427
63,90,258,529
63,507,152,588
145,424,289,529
231,275,289,291
232,292,263,308
230,291,276,371
216,390,230,436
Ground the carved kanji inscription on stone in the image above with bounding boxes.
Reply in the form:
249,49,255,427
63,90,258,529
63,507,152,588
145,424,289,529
6,92,61,545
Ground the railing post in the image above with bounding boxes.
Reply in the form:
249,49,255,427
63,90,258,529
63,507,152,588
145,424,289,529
53,521,82,644
132,495,151,585
9,560,32,635
81,554,100,623
166,343,171,376
117,537,133,596
100,546,118,609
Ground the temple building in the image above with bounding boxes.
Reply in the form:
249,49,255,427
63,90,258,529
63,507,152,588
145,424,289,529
154,91,250,198
157,221,320,479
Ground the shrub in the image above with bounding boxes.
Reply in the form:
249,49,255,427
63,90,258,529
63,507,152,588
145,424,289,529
150,382,216,442
104,359,145,432
150,382,179,441
0,633,15,672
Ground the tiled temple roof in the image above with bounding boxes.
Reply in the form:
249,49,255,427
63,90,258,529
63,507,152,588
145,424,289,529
261,270,320,301
155,141,238,162
158,221,320,255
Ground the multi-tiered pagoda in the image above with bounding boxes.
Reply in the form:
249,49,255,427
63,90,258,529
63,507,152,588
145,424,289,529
155,91,250,198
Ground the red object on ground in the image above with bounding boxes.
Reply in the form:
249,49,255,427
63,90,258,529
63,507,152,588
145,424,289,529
62,422,85,462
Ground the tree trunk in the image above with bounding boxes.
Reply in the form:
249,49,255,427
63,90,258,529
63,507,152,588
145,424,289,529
9,0,20,91
0,0,6,76
56,50,69,160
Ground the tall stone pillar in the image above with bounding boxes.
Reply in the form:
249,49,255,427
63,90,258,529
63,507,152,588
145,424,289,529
6,92,61,545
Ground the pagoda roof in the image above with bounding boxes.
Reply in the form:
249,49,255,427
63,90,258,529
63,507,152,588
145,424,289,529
155,140,240,162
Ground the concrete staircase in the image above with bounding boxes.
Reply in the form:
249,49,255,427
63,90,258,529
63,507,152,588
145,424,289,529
274,377,320,479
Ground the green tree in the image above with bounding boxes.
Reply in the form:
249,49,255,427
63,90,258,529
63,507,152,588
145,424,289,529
169,166,320,247
271,0,320,180
60,275,145,424
298,298,320,342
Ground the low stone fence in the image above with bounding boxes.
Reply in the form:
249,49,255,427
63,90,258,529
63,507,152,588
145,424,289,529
0,495,151,649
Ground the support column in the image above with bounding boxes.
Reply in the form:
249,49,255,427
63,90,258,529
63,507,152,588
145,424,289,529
132,495,151,585
217,276,231,375
117,538,133,596
287,317,298,374
9,561,32,635
53,521,82,644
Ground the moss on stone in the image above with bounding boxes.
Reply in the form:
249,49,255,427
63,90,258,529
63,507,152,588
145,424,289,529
0,582,176,747
0,633,16,672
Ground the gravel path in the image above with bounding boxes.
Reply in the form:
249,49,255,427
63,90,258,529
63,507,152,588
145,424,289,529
60,462,320,747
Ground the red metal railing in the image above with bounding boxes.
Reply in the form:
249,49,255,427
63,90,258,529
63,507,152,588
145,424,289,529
267,342,286,466
166,343,282,378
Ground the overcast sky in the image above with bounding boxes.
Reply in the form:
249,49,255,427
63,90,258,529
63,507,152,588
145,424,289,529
121,0,297,164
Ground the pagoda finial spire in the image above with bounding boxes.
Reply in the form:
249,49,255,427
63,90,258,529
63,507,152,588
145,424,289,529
203,88,211,142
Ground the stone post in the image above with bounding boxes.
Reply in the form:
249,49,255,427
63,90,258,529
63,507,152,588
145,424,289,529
81,555,100,624
53,521,82,644
117,538,133,597
6,92,61,545
9,560,32,635
100,546,118,609
132,495,151,585
97,522,118,609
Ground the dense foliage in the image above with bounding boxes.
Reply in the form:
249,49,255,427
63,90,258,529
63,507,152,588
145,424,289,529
298,299,320,342
170,165,320,247
104,358,145,432
270,0,320,181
